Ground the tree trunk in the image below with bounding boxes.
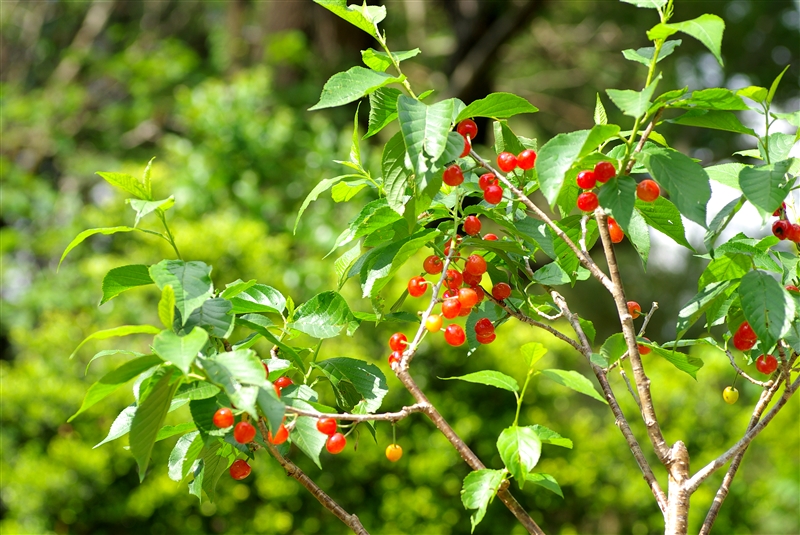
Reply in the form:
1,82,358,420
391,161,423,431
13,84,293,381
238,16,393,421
664,441,690,535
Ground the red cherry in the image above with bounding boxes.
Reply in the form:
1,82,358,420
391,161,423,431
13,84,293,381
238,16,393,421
472,285,485,303
229,459,251,480
786,285,799,292
460,135,472,158
441,297,462,319
732,321,757,351
268,423,289,445
773,202,786,216
577,192,599,212
442,289,458,300
627,301,642,319
478,173,497,191
388,351,402,365
608,217,624,244
594,161,616,183
484,184,503,204
389,332,407,352
475,318,494,335
636,179,660,202
443,324,466,346
483,233,498,241
458,305,473,317
463,271,482,286
788,224,800,243
458,287,479,308
497,152,518,173
445,269,463,289
464,215,482,236
233,421,257,444
576,170,596,190
326,432,347,454
638,339,651,355
316,418,337,436
773,220,791,240
275,376,293,389
423,255,444,274
263,362,270,378
457,119,478,139
476,332,496,344
274,384,282,398
408,276,427,297
213,408,234,429
755,354,778,374
492,282,512,301
465,254,487,276
443,164,464,186
736,321,758,342
517,149,537,170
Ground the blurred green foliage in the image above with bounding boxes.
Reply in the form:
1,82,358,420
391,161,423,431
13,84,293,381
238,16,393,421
1,1,797,534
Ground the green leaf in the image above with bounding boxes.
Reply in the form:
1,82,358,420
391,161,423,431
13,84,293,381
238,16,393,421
168,431,202,482
647,345,705,379
669,88,749,111
96,171,150,200
202,350,267,416
397,96,454,176
532,263,571,286
155,422,197,442
220,279,256,299
600,333,628,366
439,370,519,392
540,369,607,404
100,264,154,305
158,285,175,329
294,174,360,233
738,160,796,215
153,328,209,375
669,109,756,136
334,244,362,288
237,315,306,373
289,291,356,339
768,66,791,105
455,92,538,123
492,120,526,157
361,48,420,72
598,176,637,231
382,131,412,214
199,438,236,501
737,86,768,104
594,94,608,125
174,382,221,402
606,78,659,118
526,473,564,498
704,197,744,253
313,0,385,38
461,469,505,532
365,87,401,139
70,324,161,360
359,228,440,298
497,426,542,489
184,298,234,338
227,284,286,315
149,260,213,326
530,424,573,449
520,343,547,369
59,226,138,269
706,163,746,189
309,66,403,110
739,270,795,349
622,39,681,66
256,386,286,435
627,208,651,268
333,199,402,251
316,357,388,413
579,318,596,344
84,349,144,375
290,416,327,469
637,146,711,227
69,355,162,421
130,370,181,481
620,0,666,8
95,405,137,448
772,111,800,128
648,14,725,66
127,196,174,227
676,281,735,339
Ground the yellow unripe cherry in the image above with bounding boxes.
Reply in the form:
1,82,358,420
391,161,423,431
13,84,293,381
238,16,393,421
723,386,739,404
425,314,443,333
385,443,403,462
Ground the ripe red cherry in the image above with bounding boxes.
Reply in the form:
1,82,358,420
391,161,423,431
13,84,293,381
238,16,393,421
492,282,512,301
407,276,427,297
229,459,251,480
517,149,537,170
755,354,778,374
233,421,257,444
326,432,347,454
786,285,799,292
627,301,642,319
773,202,787,216
636,179,660,202
274,376,293,389
475,318,494,335
477,332,496,344
465,254,487,276
316,418,337,436
458,287,479,308
464,215,482,236
460,135,471,157
576,170,596,190
478,173,497,190
594,161,616,183
423,255,444,274
213,408,234,429
497,152,518,173
732,321,758,351
483,233,498,241
577,192,599,212
388,351,402,365
608,217,624,243
268,423,289,445
457,119,478,139
389,332,407,352
444,324,466,346
445,269,463,289
463,271,482,286
638,339,651,355
441,297,462,319
443,164,464,186
458,305,472,317
484,184,503,204
788,224,800,242
773,220,791,240
473,285,485,302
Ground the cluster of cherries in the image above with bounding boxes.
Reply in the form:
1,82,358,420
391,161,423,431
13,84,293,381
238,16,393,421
770,203,800,242
723,320,783,404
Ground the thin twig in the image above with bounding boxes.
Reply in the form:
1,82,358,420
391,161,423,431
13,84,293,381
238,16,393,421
487,293,583,352
256,418,370,535
579,214,589,253
724,350,772,388
620,367,642,411
625,108,664,174
283,403,428,422
637,302,659,336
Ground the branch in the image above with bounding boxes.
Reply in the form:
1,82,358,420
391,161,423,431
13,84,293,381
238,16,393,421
606,302,657,373
283,403,428,422
487,293,583,353
724,349,772,388
686,374,800,493
256,418,370,535
625,108,664,174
